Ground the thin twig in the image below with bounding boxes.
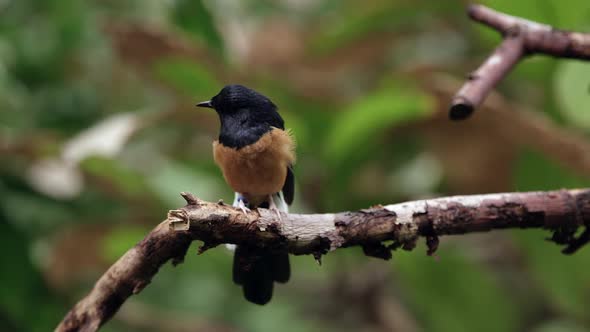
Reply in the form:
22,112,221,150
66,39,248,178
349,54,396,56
56,189,590,332
427,74,590,176
450,36,524,119
450,4,590,120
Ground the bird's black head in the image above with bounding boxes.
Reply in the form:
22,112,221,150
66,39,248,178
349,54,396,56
196,84,285,148
197,84,277,115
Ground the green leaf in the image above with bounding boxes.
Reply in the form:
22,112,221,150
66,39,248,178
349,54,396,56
324,84,433,166
553,61,590,130
395,245,520,332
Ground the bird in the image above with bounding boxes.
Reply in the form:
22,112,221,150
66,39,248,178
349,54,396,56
196,84,295,305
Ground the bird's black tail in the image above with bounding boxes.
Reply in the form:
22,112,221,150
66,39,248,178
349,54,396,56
232,246,290,305
231,192,290,305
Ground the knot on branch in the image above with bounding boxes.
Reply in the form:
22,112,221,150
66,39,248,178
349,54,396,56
548,191,590,255
168,209,190,231
362,242,393,260
504,24,522,38
548,224,590,255
550,191,590,254
180,192,200,205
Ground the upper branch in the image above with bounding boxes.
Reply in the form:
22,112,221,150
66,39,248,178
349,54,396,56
57,189,590,332
468,4,590,59
450,4,590,120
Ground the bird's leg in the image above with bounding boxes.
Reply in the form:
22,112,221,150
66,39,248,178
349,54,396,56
268,194,282,221
235,193,251,215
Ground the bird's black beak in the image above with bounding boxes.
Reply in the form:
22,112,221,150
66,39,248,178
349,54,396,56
196,100,214,109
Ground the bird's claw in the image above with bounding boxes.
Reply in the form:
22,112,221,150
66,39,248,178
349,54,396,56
268,195,282,221
237,198,251,215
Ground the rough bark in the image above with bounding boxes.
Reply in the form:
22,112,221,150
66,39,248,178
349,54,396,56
57,189,590,332
450,4,590,119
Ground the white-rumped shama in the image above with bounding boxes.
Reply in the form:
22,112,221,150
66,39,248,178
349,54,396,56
197,84,295,305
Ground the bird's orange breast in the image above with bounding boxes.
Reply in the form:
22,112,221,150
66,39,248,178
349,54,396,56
213,128,295,199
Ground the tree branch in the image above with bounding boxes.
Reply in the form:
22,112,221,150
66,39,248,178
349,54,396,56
57,189,590,332
449,4,590,120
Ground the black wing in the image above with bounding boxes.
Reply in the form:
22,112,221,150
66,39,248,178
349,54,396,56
268,107,292,204
282,165,295,205
263,105,284,130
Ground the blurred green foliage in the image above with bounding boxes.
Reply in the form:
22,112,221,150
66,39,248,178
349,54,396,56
153,58,219,97
1,0,589,331
395,246,519,332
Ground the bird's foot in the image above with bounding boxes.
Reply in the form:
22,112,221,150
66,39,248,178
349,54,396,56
268,195,282,221
237,198,251,215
